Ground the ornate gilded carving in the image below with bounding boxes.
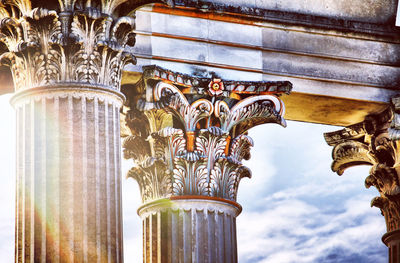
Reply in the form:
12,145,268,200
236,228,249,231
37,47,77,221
122,65,292,203
324,108,400,232
0,0,171,91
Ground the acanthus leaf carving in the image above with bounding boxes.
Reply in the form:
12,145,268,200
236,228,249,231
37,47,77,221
154,127,187,160
126,162,173,204
172,160,208,196
209,159,252,201
122,135,151,163
324,108,400,233
196,127,227,168
122,67,292,203
210,159,237,200
229,134,254,164
366,164,400,197
215,95,285,137
127,166,153,202
370,195,400,233
154,81,214,132
0,0,145,91
331,140,376,175
123,135,173,203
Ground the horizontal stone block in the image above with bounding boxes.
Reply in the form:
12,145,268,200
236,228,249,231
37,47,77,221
262,27,400,65
139,10,209,39
150,36,209,61
208,45,262,69
262,51,400,87
255,0,396,23
207,19,262,46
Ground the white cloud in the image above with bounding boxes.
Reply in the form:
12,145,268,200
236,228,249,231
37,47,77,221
237,184,386,263
0,94,15,262
236,121,386,263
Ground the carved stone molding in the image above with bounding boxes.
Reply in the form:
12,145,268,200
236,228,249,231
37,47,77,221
0,0,171,92
122,65,292,204
324,107,400,235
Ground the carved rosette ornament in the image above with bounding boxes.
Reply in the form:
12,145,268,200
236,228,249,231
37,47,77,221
122,65,292,262
324,107,400,262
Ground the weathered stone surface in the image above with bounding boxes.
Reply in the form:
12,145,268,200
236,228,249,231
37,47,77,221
122,65,291,262
2,1,398,126
0,0,172,262
122,65,291,202
138,198,240,263
155,0,399,32
127,5,400,127
12,88,124,262
261,27,400,65
256,0,396,23
324,106,400,263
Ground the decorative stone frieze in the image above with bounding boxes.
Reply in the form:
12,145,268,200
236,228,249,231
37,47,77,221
324,107,400,262
122,65,292,262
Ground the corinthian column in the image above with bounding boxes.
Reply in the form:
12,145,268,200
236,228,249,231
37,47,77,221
0,1,170,262
324,104,400,263
122,65,292,262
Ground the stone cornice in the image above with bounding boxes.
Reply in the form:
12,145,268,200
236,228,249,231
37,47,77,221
139,65,292,96
155,1,400,38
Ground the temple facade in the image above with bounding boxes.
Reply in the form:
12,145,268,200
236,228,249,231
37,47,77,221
1,0,400,262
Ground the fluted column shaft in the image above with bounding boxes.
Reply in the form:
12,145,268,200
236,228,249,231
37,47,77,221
0,1,174,261
12,86,124,263
138,198,240,263
383,230,400,263
122,66,292,263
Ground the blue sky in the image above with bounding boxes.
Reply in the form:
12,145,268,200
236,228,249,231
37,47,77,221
0,93,388,262
235,123,387,263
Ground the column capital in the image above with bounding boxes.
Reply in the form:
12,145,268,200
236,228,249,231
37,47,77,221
0,0,171,92
122,65,292,204
324,108,393,174
324,107,400,234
